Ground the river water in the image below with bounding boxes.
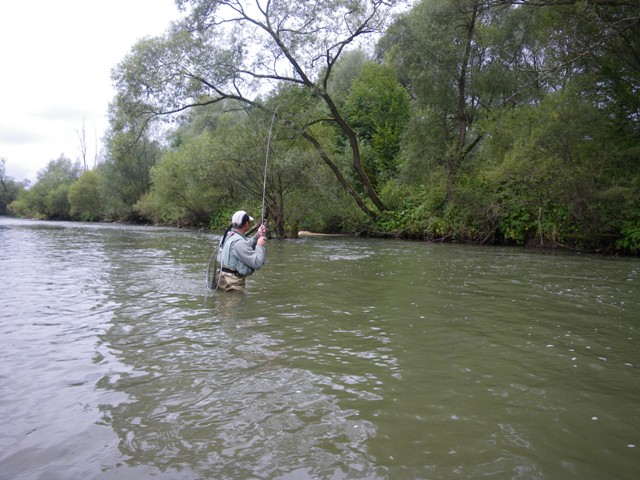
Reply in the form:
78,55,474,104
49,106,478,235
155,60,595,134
0,217,638,479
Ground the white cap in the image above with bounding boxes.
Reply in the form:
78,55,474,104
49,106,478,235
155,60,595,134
232,210,254,226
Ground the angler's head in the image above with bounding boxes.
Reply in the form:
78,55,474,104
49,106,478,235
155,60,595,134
232,210,254,232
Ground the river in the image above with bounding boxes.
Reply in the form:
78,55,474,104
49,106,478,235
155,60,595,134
0,217,638,479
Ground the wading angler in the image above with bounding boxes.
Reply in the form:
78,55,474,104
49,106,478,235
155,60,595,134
210,211,267,292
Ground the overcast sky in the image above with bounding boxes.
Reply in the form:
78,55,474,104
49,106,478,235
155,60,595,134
0,0,180,183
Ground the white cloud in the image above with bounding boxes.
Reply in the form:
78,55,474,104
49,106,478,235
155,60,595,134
0,0,180,182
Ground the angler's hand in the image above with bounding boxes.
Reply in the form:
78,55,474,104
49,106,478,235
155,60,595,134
258,224,267,237
257,236,267,247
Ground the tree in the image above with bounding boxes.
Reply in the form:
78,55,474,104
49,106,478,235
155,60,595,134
12,155,82,219
381,0,527,199
137,131,229,226
110,0,410,221
76,121,88,171
476,85,640,249
0,158,26,215
215,102,318,237
36,155,82,189
101,130,163,221
342,62,410,187
69,170,102,221
137,98,318,236
45,184,72,219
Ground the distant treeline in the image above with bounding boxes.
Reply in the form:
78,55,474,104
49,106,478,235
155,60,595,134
2,0,639,254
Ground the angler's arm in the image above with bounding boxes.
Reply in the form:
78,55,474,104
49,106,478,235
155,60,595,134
234,240,266,270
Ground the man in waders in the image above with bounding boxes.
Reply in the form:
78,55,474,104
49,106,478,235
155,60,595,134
215,210,267,292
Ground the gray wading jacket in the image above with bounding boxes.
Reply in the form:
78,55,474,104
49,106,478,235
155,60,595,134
218,231,266,276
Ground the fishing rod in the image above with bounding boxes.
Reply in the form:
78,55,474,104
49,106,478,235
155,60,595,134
261,105,279,227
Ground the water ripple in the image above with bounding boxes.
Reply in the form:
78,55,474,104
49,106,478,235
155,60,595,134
1,220,639,479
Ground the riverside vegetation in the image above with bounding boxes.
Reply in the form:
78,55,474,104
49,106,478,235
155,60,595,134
2,0,639,254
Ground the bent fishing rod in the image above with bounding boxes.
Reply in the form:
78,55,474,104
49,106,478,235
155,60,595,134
261,104,279,228
246,105,279,237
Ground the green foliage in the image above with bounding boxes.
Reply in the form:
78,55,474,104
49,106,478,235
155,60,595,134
0,158,26,215
136,131,226,226
69,170,102,221
380,0,514,192
45,184,71,219
100,133,162,221
36,155,82,188
7,198,32,218
618,216,640,254
109,0,408,219
208,207,237,230
9,156,81,219
375,209,409,233
473,80,640,251
342,62,410,186
327,50,369,101
135,100,318,233
285,154,369,235
499,207,535,245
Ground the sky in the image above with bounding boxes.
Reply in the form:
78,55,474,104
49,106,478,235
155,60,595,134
0,0,181,183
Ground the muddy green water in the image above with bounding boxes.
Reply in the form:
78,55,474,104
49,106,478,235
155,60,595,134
1,217,638,479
